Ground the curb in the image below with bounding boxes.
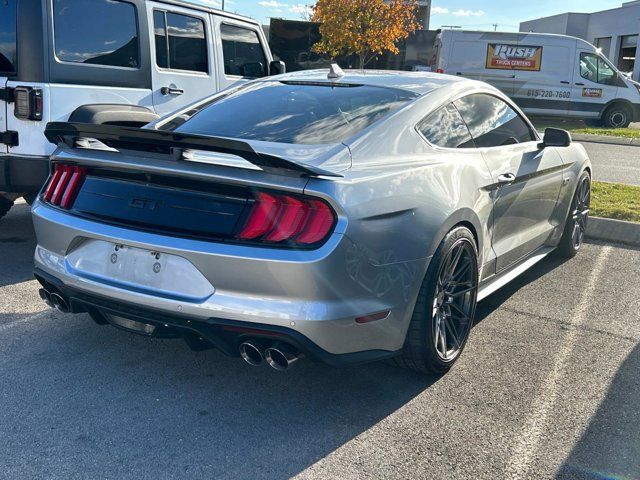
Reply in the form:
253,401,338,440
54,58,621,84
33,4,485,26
572,133,640,147
586,217,640,247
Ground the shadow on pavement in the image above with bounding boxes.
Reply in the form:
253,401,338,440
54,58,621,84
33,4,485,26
0,202,36,288
556,342,640,479
0,314,439,479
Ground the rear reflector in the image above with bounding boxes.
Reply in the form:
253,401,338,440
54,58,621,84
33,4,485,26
355,311,391,324
237,192,336,246
42,164,87,210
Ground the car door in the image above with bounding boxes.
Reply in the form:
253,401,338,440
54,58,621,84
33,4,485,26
454,93,564,273
569,50,621,120
147,3,217,116
211,16,271,91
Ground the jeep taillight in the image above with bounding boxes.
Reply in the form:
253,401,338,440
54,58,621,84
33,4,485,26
13,86,43,121
42,164,87,210
237,192,336,246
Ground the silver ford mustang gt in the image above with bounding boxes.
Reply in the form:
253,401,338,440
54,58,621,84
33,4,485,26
32,69,591,374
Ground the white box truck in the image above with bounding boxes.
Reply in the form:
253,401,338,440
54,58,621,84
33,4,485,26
435,30,640,128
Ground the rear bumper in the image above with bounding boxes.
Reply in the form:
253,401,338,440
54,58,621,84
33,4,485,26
33,268,400,367
32,200,425,360
0,154,49,193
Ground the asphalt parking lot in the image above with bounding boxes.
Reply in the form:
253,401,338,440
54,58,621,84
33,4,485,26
1,201,639,480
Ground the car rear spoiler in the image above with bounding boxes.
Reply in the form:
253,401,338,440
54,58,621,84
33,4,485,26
44,122,343,178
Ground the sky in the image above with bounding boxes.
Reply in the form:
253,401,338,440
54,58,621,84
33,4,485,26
196,0,625,30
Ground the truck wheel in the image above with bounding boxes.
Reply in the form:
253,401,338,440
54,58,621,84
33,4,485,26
0,196,14,220
602,104,632,129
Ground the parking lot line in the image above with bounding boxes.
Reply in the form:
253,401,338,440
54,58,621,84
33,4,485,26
505,245,613,478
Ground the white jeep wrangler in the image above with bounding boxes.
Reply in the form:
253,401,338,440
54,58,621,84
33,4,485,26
0,0,283,219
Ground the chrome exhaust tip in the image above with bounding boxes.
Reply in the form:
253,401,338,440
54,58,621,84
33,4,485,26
50,292,70,313
38,288,54,308
239,341,265,367
265,343,302,371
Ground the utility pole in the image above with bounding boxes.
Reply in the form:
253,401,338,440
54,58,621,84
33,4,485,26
493,23,499,31
221,0,225,10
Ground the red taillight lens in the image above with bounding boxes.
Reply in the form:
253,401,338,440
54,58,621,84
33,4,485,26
436,68,444,74
41,164,87,210
237,192,336,246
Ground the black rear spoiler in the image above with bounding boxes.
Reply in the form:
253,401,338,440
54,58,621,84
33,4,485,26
44,122,343,178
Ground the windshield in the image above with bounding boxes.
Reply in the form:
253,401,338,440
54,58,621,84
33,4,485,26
160,81,418,145
0,0,17,75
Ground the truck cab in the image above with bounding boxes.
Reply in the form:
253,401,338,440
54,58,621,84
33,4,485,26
0,0,282,219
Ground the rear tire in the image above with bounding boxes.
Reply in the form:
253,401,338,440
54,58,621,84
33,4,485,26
394,227,479,374
602,104,632,129
0,196,13,220
557,171,591,258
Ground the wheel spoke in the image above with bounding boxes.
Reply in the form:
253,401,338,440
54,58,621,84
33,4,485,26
449,302,471,322
438,318,447,356
448,285,476,298
444,317,461,348
446,246,464,280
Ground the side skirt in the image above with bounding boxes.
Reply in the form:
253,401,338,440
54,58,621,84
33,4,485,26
477,246,555,302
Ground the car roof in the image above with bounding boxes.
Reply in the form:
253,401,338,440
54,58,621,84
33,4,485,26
269,69,467,96
156,0,262,26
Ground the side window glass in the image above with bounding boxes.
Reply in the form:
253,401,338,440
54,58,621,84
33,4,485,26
220,24,267,78
53,0,139,68
420,104,475,149
153,11,208,73
580,53,617,86
0,0,17,75
454,94,536,148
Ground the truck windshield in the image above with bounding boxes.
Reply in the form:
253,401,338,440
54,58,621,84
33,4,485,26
0,0,17,75
161,81,418,145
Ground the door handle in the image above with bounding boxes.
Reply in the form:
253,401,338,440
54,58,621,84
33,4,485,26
575,82,585,86
560,81,570,85
161,86,184,96
496,173,516,186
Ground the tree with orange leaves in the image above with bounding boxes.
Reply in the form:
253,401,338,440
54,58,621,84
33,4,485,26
312,0,420,68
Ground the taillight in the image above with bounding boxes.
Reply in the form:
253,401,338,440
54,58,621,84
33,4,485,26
42,164,87,210
13,86,43,121
237,192,336,247
436,68,444,74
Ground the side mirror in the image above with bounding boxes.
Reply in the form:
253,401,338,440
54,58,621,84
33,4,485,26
540,128,572,148
269,60,286,76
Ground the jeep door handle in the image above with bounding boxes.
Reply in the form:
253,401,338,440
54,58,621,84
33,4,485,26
575,82,585,86
160,86,184,96
560,80,570,85
497,173,516,186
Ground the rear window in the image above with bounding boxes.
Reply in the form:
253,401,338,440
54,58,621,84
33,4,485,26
53,0,139,68
0,0,17,75
161,82,417,145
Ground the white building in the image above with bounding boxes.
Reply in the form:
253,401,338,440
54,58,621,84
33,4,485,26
385,0,431,29
520,1,640,80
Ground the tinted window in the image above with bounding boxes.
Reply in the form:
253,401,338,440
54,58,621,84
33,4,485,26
220,24,267,78
162,82,417,145
0,0,17,75
53,0,139,68
420,104,474,149
580,53,618,86
154,11,208,73
454,94,536,148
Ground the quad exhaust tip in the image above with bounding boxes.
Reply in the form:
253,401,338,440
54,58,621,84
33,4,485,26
40,288,70,313
239,341,265,367
265,343,301,371
239,340,302,371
